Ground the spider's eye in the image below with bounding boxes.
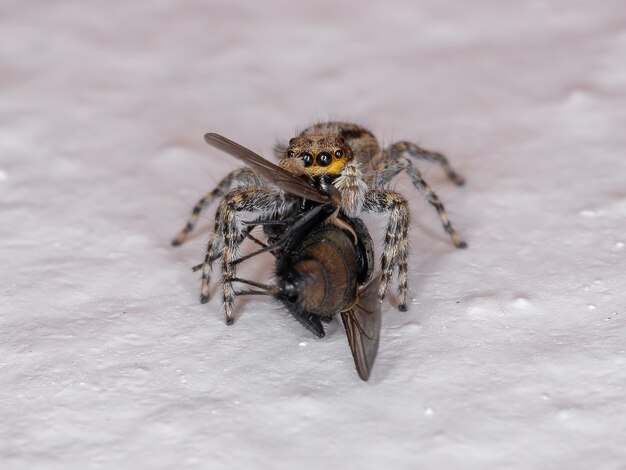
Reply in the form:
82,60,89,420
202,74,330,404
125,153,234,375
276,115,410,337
334,149,344,158
300,152,313,167
316,152,332,166
287,150,295,158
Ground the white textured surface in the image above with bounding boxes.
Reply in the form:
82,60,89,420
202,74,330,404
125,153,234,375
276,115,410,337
2,1,626,469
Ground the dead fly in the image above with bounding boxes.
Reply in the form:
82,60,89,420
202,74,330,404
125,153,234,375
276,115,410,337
227,201,382,381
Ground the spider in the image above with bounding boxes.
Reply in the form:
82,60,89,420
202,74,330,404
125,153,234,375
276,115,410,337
172,121,466,324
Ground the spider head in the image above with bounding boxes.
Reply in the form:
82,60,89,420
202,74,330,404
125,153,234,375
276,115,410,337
279,134,354,180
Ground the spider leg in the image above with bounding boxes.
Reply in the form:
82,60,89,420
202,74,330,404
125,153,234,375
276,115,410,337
382,141,465,185
363,189,410,311
371,156,466,249
172,167,259,246
199,214,252,303
201,187,289,324
333,161,368,217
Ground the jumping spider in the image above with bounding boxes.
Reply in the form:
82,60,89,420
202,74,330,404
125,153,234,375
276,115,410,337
173,121,466,324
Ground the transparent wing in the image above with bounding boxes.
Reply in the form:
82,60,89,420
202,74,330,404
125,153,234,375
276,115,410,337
204,133,330,204
340,274,382,381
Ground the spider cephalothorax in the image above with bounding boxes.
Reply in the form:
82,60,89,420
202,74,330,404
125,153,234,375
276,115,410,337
279,134,354,180
173,121,466,323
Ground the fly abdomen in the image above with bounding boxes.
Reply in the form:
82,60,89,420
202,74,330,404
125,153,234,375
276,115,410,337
277,225,359,317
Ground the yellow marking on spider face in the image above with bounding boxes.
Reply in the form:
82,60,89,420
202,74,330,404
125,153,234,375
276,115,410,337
302,158,347,178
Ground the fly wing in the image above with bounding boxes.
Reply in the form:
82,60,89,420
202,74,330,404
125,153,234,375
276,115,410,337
340,274,382,381
204,133,330,204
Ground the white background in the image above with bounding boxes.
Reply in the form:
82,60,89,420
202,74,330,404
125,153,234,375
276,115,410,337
2,1,625,468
